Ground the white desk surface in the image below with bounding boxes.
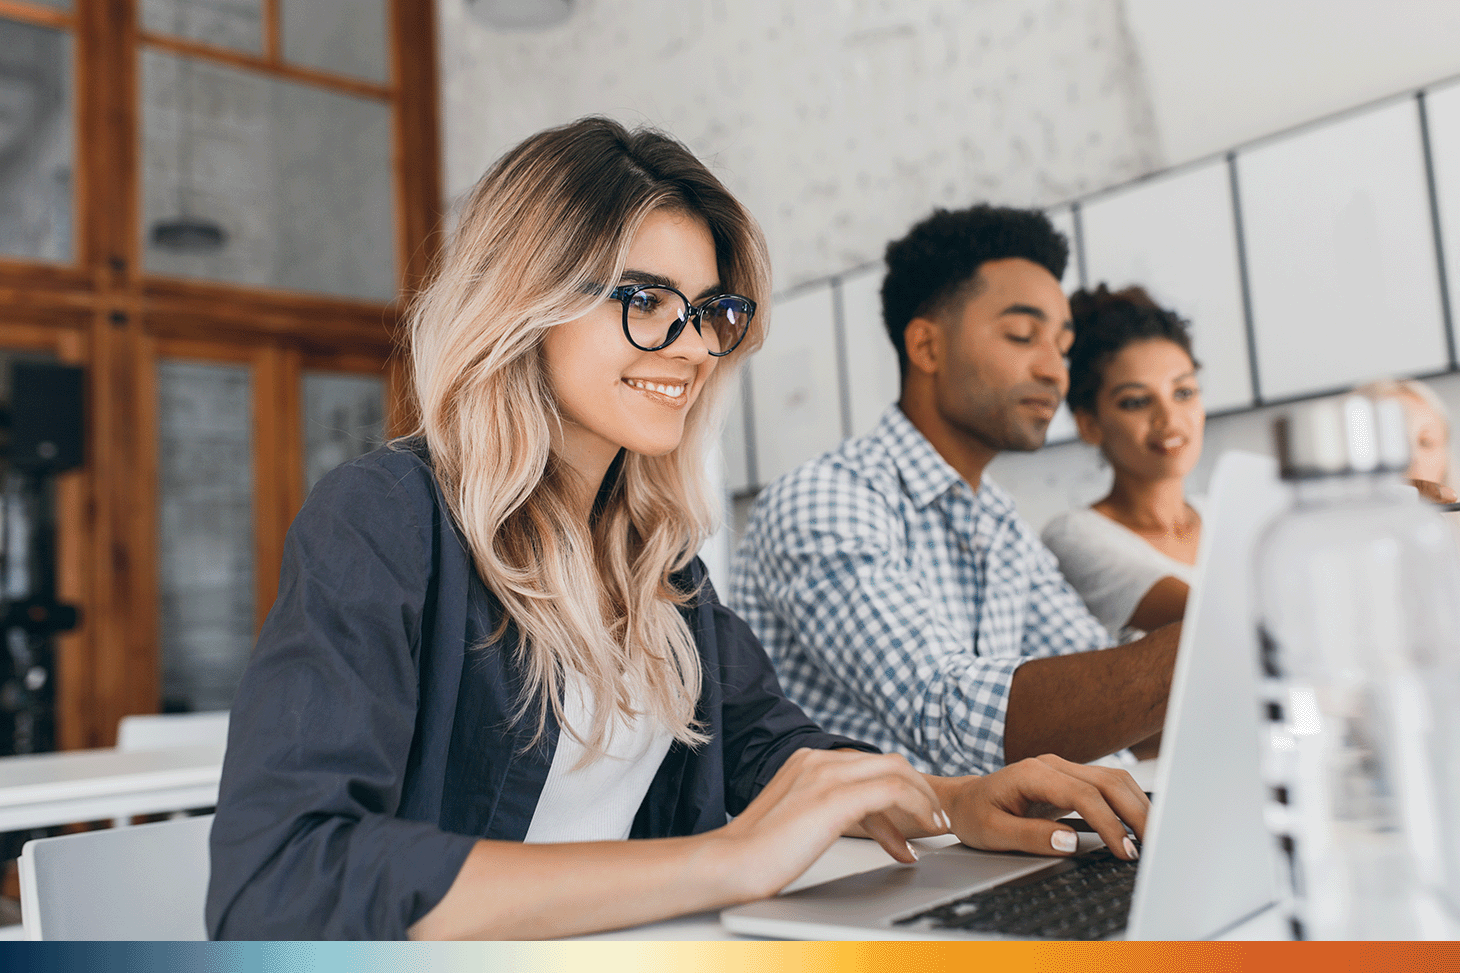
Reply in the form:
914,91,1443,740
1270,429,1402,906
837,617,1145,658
570,758,1284,941
0,743,225,832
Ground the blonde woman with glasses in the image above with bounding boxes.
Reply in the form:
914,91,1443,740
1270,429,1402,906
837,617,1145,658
204,117,1147,941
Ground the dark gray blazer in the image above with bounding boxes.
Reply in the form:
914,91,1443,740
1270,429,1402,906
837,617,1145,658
205,441,873,940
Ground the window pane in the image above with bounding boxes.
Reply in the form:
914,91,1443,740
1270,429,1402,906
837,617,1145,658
303,371,385,493
141,0,263,56
140,51,397,300
282,0,389,84
0,18,73,263
157,360,253,713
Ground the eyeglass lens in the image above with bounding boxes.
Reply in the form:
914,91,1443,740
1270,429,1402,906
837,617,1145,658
623,286,751,355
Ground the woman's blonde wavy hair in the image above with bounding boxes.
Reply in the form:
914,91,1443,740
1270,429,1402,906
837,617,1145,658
406,117,771,757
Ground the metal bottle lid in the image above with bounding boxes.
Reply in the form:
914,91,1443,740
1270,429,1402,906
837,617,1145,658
1273,393,1410,480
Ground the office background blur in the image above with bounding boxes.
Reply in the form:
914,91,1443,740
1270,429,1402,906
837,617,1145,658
0,0,1457,752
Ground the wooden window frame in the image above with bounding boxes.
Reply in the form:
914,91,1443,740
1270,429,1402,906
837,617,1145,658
0,0,439,747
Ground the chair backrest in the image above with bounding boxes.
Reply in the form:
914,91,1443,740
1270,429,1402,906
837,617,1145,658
116,711,229,751
18,814,213,940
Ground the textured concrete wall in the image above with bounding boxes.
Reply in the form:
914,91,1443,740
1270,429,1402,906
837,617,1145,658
439,0,1163,290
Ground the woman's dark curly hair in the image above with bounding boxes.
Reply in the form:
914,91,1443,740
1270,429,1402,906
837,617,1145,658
1066,284,1199,414
881,205,1068,379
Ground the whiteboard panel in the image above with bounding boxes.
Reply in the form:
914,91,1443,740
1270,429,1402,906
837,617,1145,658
719,369,751,494
747,284,844,485
838,264,901,438
1046,206,1082,290
1045,206,1084,444
1081,159,1255,413
1423,78,1460,353
1045,401,1078,445
1238,99,1447,401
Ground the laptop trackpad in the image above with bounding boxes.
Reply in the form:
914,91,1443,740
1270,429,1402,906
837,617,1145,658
727,844,1059,929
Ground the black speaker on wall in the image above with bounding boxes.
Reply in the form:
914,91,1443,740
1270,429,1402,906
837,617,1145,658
10,361,84,473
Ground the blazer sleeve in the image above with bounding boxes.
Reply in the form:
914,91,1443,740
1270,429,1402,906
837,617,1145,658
205,454,478,940
698,569,879,816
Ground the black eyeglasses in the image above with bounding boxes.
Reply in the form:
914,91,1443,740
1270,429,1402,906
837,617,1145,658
605,283,756,357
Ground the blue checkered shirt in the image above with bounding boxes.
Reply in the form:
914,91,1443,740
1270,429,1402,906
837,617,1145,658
729,405,1113,775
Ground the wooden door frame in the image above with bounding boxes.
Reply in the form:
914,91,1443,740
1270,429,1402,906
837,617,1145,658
0,0,441,747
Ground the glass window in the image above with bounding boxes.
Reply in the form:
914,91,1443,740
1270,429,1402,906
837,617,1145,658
283,0,389,84
156,360,253,713
303,371,385,493
140,50,397,300
0,18,73,264
141,0,263,56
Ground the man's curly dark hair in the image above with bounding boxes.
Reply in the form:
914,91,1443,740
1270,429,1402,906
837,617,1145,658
880,204,1069,379
1065,284,1198,415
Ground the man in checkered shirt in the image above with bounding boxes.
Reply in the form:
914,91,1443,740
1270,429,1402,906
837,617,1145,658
730,205,1180,776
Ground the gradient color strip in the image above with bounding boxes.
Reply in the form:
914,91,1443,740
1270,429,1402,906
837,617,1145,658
3,941,1460,973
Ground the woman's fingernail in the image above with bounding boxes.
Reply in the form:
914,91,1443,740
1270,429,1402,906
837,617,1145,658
1123,836,1140,860
937,811,951,831
1051,830,1078,853
906,841,920,862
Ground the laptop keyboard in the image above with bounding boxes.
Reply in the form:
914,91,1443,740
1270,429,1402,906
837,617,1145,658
893,847,1139,940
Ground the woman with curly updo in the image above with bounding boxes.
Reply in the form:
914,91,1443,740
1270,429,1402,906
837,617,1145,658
1042,285,1204,642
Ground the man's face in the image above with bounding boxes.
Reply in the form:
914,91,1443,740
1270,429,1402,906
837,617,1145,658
932,257,1073,453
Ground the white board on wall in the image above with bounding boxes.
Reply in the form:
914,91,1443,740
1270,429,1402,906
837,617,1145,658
1237,97,1448,401
747,283,843,486
719,369,751,494
838,264,900,438
1422,78,1460,356
1080,158,1255,413
1046,206,1083,290
1043,205,1082,444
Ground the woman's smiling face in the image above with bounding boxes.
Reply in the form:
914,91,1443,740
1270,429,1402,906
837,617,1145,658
1076,338,1204,483
542,207,722,480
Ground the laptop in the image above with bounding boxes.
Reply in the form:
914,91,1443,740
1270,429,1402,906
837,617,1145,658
722,450,1290,940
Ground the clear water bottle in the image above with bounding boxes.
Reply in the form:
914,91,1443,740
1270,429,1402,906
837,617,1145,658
1256,393,1460,940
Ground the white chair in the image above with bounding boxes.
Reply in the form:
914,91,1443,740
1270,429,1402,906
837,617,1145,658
116,711,230,751
18,813,213,940
112,711,229,827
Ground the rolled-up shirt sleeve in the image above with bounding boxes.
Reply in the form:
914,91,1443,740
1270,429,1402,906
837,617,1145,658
206,458,477,941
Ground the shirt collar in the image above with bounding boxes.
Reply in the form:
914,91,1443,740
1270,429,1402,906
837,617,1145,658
872,404,969,510
871,405,1022,520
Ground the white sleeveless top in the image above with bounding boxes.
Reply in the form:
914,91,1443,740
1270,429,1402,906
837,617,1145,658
1041,505,1198,640
523,677,675,843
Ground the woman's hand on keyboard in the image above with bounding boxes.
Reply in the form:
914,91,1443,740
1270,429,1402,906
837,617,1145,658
705,747,948,902
932,754,1150,860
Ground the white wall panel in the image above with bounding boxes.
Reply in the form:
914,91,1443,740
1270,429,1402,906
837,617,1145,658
1043,206,1082,444
1081,159,1254,413
838,265,901,438
1238,99,1448,400
719,371,751,494
747,284,843,486
1424,78,1460,352
1043,402,1079,445
1047,206,1082,290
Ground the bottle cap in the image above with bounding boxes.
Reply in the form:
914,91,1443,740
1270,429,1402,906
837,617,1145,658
1273,393,1411,480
